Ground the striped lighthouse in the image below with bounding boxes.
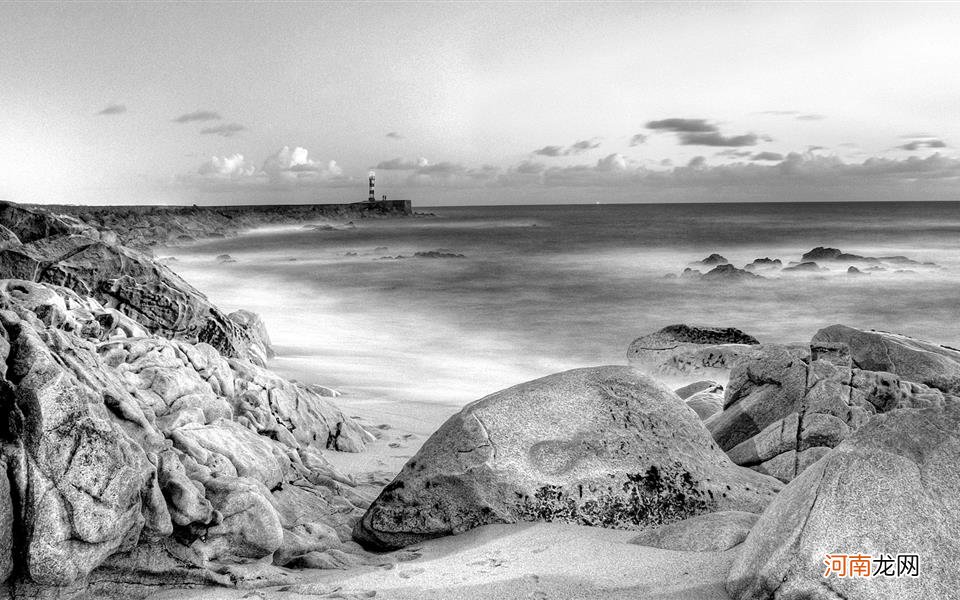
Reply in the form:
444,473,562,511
368,170,376,202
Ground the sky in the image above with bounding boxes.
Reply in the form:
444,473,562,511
3,1,960,206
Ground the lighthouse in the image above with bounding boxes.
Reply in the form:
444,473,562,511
367,170,376,203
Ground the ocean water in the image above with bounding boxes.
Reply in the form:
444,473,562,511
167,201,960,421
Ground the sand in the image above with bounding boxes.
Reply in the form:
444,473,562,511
144,522,733,600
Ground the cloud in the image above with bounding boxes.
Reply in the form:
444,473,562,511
568,139,602,154
629,134,648,146
514,161,546,174
196,154,255,178
375,157,430,170
899,138,947,151
687,156,707,169
533,139,601,157
199,122,246,137
646,118,718,133
182,146,348,189
97,104,127,115
757,110,800,116
533,145,566,157
679,132,759,147
716,149,753,158
796,114,825,121
752,151,784,161
173,110,222,123
386,132,403,140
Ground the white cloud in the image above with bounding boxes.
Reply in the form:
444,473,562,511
182,146,347,189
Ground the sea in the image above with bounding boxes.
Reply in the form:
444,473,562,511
167,201,960,423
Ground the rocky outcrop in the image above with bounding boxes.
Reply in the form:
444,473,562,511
0,201,268,365
701,264,763,281
628,325,762,387
353,366,781,551
631,510,758,552
0,279,375,595
686,388,724,420
781,261,823,272
744,258,781,271
727,405,960,600
708,337,958,482
691,253,730,267
813,324,960,394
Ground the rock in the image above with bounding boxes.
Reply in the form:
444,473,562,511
800,246,873,262
0,279,375,594
631,510,758,552
727,405,960,600
628,325,761,387
781,261,823,272
354,366,781,551
414,250,466,259
701,264,763,281
743,258,781,271
686,390,724,420
228,309,276,362
692,253,730,266
709,339,958,482
813,324,960,394
847,265,868,276
674,380,721,400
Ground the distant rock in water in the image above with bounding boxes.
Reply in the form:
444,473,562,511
800,246,872,262
690,253,730,267
354,366,781,550
646,324,760,347
414,249,466,259
216,253,236,263
376,255,408,260
846,266,868,276
781,261,822,272
701,264,763,281
743,258,782,271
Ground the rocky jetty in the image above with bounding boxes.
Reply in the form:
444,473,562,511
354,366,781,550
36,200,412,251
0,203,390,598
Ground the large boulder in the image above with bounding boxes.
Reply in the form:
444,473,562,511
813,324,960,394
354,366,782,550
709,341,956,482
627,324,762,387
0,280,375,594
727,405,960,600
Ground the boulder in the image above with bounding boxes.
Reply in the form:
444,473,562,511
691,253,730,267
686,389,724,420
631,510,758,552
228,309,276,362
628,325,761,387
744,258,782,271
675,380,721,400
781,261,823,272
813,324,960,394
727,405,960,600
354,366,782,550
709,340,957,482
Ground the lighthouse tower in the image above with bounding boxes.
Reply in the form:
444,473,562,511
367,170,376,202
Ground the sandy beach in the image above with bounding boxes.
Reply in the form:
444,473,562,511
144,522,733,600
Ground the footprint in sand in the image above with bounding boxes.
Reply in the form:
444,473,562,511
397,567,426,579
468,557,506,569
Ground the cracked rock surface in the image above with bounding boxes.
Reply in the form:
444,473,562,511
726,403,960,600
354,365,782,551
708,329,959,482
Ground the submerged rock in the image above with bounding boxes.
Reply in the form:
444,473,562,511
727,404,960,600
743,258,782,271
781,261,823,272
701,264,763,281
691,253,730,267
354,366,781,551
